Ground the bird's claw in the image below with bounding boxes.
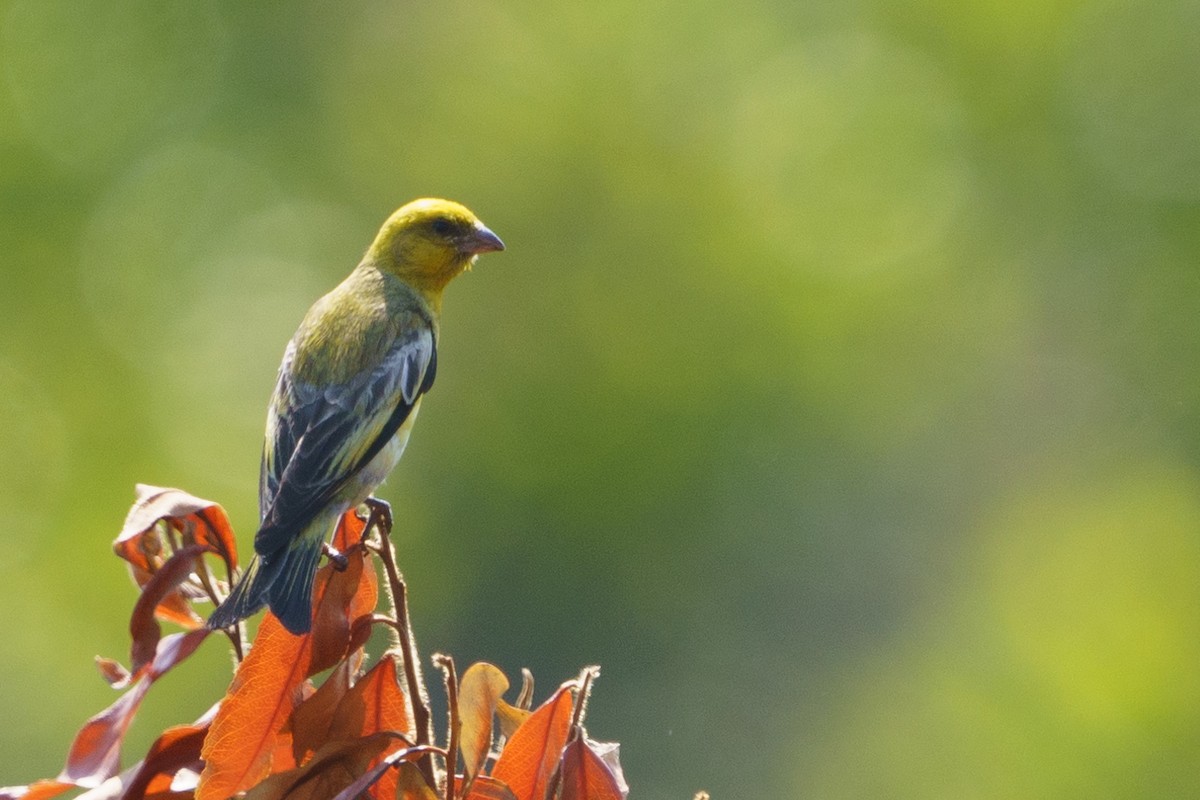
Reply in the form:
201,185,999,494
363,496,394,536
321,542,350,571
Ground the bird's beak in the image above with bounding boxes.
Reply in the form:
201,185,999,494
461,222,505,255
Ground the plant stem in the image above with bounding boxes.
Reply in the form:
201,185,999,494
365,498,438,791
434,654,460,800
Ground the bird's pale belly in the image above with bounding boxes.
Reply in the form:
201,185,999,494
341,399,422,508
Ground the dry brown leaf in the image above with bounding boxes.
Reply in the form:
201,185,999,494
458,663,510,784
242,734,394,800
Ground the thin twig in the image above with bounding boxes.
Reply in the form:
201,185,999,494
544,667,602,800
193,517,244,661
517,668,535,710
434,654,460,800
568,666,600,732
364,497,438,791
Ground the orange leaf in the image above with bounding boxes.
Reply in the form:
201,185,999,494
197,613,314,798
52,630,208,789
559,737,627,800
113,486,238,633
241,733,395,800
458,663,510,784
311,539,376,675
197,548,373,800
329,653,410,740
491,686,573,800
331,507,368,552
328,653,410,799
114,485,238,576
290,659,351,765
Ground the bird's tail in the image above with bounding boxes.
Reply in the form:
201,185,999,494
207,530,325,635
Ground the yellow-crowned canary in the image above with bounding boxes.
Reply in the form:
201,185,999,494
209,198,504,634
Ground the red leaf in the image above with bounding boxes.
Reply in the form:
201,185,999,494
331,508,368,552
59,682,149,787
114,485,238,575
148,629,210,679
328,653,410,799
329,654,410,740
310,544,376,675
197,548,373,800
129,545,207,675
491,686,573,800
57,630,208,789
559,737,626,800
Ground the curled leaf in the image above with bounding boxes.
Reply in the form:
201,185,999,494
94,657,130,689
113,486,238,630
114,485,238,576
242,733,396,800
57,630,208,789
559,736,628,800
495,700,531,741
128,544,207,675
458,663,510,783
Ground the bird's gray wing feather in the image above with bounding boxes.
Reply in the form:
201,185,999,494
255,323,436,558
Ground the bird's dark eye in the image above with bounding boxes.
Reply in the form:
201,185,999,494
431,217,453,236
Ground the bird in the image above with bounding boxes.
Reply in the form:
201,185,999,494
209,198,504,634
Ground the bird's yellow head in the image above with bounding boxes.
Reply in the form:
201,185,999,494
365,198,504,299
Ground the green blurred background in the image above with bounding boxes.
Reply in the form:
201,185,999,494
2,0,1200,797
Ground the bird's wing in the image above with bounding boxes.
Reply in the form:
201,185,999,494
255,319,436,558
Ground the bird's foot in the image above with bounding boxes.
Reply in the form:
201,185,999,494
321,542,350,571
363,496,394,537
